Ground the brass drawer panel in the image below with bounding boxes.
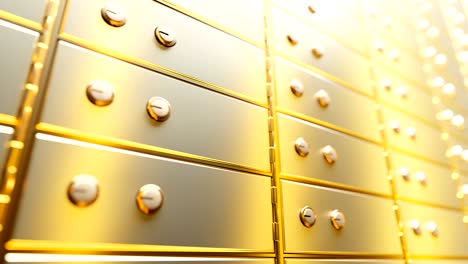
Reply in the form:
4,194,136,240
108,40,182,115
446,136,468,173
286,260,404,264
382,106,447,163
62,0,267,103
0,20,38,116
391,151,458,208
0,0,46,23
370,45,426,87
282,180,401,254
278,114,389,195
163,0,265,45
400,202,468,256
12,135,274,250
271,7,372,96
41,42,270,172
367,17,419,55
374,66,436,124
275,57,380,142
272,0,369,55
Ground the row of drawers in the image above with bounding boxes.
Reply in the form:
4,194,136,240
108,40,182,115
4,258,468,264
0,25,460,202
1,0,433,107
0,130,465,256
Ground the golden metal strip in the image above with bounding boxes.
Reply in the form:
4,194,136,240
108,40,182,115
270,2,369,60
5,240,274,257
370,65,409,264
276,108,383,146
263,1,284,264
0,10,42,32
0,0,59,199
280,174,393,200
283,252,403,258
0,115,17,128
273,52,374,99
36,123,272,177
155,0,264,50
58,33,269,109
395,196,461,211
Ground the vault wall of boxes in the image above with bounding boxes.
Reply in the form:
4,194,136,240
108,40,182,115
0,0,468,264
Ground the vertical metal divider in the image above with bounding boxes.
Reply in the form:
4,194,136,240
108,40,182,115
369,64,409,264
263,1,285,264
0,0,65,258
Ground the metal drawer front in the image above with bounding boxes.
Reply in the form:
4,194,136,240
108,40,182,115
0,0,46,23
275,57,380,142
12,135,273,250
272,0,369,55
391,151,458,208
162,0,264,45
286,260,404,264
62,0,266,103
370,47,426,87
373,66,436,124
382,106,447,163
282,180,401,254
400,202,468,256
367,19,419,56
271,7,372,96
0,20,38,116
278,114,389,195
41,42,270,172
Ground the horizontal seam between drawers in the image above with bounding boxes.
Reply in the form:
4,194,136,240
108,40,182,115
36,123,272,177
280,174,393,199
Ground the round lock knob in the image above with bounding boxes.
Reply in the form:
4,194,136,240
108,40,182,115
329,209,346,230
86,80,115,106
321,145,337,165
388,49,400,62
374,40,385,53
146,97,172,122
67,174,99,207
415,171,427,186
307,3,316,14
409,219,422,235
405,126,417,139
295,137,310,157
442,82,456,96
425,221,439,237
389,120,401,133
101,2,127,27
436,109,454,121
299,206,317,228
154,25,177,47
452,114,464,129
395,87,408,98
434,53,448,66
287,32,299,45
399,167,411,182
136,184,164,215
314,89,330,108
381,78,392,91
311,45,324,59
290,79,304,97
447,145,463,158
